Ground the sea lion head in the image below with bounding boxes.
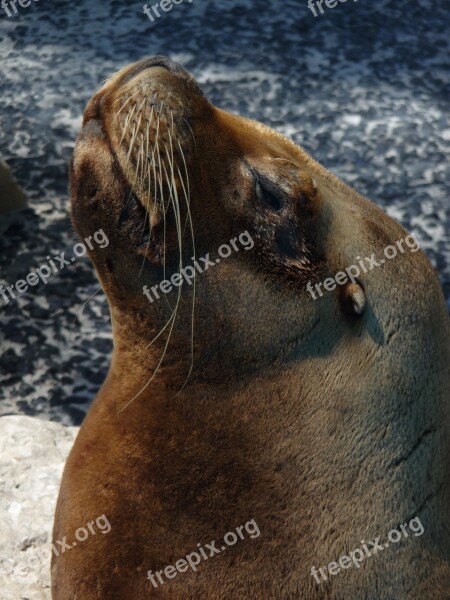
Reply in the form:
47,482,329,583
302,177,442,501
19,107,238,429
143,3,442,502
70,56,449,396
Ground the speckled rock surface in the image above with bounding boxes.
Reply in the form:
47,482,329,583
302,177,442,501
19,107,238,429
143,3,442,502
0,416,78,600
0,0,449,424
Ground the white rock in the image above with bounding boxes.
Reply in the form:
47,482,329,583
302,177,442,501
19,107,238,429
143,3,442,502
0,416,78,600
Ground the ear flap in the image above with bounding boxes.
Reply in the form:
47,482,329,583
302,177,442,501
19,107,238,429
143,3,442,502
339,281,366,316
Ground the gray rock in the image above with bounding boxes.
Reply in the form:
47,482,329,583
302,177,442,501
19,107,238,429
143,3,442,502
0,416,78,600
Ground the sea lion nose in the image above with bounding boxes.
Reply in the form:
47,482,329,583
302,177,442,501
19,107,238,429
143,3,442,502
120,55,189,86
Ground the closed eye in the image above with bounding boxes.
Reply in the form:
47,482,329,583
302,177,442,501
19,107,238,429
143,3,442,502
255,177,284,212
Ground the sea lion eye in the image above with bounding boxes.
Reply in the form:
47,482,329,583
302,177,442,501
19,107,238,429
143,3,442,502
255,178,284,212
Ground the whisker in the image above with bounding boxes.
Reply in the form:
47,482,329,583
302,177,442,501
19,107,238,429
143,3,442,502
183,118,197,152
118,106,197,410
119,145,184,413
127,110,142,165
135,138,142,188
154,111,166,213
72,286,104,326
117,308,178,414
165,121,196,394
174,133,195,395
120,103,137,146
127,98,146,163
113,88,142,123
137,110,156,272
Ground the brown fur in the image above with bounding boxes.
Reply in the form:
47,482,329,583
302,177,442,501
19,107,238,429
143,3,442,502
52,57,450,599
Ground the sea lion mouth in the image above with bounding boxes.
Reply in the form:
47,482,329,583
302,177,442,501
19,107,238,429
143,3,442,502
119,55,191,86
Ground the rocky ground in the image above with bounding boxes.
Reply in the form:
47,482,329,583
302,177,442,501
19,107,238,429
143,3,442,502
0,417,78,600
0,0,448,426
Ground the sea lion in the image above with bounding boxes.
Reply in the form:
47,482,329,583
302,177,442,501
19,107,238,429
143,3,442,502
52,56,450,599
